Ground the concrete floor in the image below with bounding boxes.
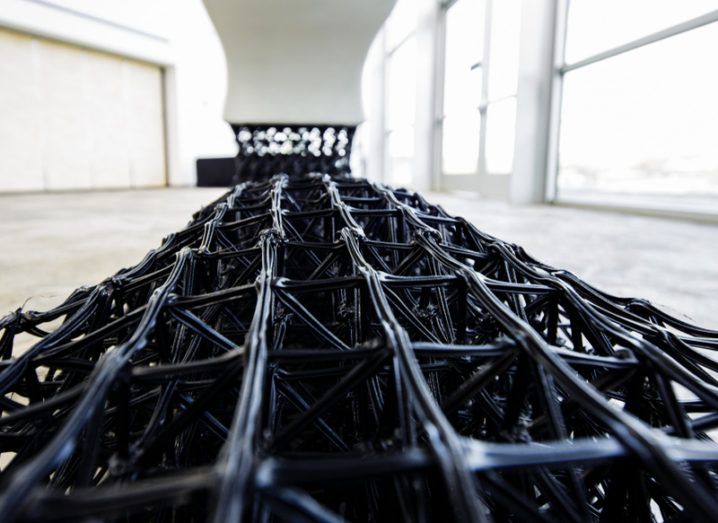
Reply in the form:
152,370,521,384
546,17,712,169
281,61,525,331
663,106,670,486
0,187,716,329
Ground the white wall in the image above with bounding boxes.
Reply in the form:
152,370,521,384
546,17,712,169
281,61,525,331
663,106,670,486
163,0,237,185
0,0,236,188
0,28,167,191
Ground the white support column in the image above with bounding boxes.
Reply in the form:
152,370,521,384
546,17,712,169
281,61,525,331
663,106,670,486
203,0,396,126
509,0,560,204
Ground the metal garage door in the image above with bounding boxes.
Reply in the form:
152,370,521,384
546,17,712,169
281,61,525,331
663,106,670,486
0,27,166,192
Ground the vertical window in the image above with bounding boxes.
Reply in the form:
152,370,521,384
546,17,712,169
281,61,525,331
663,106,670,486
484,0,521,175
440,0,522,181
385,1,418,187
485,98,517,174
556,3,718,211
384,0,418,50
442,0,484,175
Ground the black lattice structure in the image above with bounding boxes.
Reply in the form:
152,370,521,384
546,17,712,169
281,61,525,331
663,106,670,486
231,125,355,183
1,173,718,522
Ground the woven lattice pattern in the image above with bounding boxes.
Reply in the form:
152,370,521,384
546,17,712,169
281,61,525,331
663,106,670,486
232,125,355,182
1,174,718,522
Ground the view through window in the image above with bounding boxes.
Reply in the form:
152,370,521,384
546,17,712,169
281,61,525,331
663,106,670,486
384,0,418,187
441,0,521,185
557,1,718,212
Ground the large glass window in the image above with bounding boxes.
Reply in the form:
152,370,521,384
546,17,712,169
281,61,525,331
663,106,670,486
565,0,718,63
556,3,718,211
385,1,418,187
442,0,484,175
385,38,417,187
487,0,521,100
485,97,517,174
440,0,522,181
384,0,418,50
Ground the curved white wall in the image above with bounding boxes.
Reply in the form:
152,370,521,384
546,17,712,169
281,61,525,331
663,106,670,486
203,0,396,126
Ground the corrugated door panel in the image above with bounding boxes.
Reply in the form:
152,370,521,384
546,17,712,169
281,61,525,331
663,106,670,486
0,27,166,192
0,30,44,191
124,61,166,188
86,49,132,189
41,39,93,190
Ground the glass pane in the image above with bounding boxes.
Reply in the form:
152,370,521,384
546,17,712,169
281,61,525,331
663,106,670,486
385,0,418,50
387,127,415,187
487,0,521,100
558,23,718,203
387,157,414,187
442,0,483,177
386,37,417,131
443,0,484,116
485,97,516,174
565,0,718,63
444,65,482,118
443,112,481,175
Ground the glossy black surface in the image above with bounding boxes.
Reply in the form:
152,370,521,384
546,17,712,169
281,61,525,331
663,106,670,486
1,173,717,521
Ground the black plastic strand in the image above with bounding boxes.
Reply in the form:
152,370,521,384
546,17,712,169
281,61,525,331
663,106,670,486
0,172,717,521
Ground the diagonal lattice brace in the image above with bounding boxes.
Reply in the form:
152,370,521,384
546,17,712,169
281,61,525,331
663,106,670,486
0,173,717,522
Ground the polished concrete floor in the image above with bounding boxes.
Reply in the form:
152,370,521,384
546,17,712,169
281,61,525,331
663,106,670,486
1,187,716,329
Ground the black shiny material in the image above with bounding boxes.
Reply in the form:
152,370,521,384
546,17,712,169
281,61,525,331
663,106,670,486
231,124,355,182
1,173,718,522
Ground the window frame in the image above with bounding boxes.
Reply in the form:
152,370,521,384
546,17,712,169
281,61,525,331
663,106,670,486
436,0,520,197
546,2,718,218
383,6,419,187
